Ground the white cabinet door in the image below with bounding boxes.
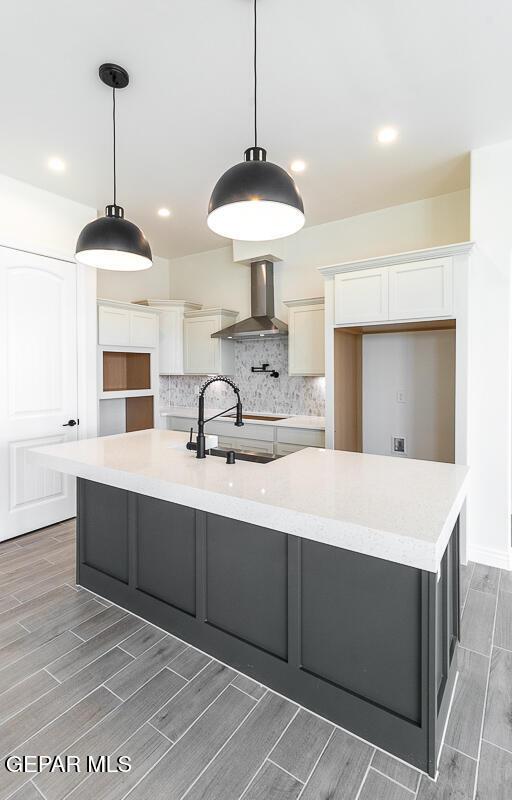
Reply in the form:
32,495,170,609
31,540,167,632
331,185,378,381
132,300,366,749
98,306,130,346
159,309,183,374
288,304,325,376
0,247,78,540
218,436,274,455
334,268,389,324
275,442,305,456
130,310,158,347
184,317,218,374
388,258,453,320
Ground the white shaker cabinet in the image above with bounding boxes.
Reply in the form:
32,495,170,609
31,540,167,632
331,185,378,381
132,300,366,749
333,257,453,325
334,268,389,325
284,298,325,376
98,300,158,348
388,258,453,320
98,304,131,346
183,308,238,375
135,300,202,374
130,310,159,348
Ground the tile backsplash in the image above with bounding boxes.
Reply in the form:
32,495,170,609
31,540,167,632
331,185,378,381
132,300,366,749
159,338,325,416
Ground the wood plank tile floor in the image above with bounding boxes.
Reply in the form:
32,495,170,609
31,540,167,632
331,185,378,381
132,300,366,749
0,521,509,800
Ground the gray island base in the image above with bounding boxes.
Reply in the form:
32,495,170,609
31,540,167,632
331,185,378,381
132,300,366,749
77,477,459,777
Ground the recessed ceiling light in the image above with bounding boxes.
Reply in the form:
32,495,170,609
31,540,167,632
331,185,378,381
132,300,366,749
377,127,398,144
157,208,171,218
47,156,66,172
290,159,306,173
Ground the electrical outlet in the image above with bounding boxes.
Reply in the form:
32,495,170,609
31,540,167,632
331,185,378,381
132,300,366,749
396,390,406,403
393,436,406,455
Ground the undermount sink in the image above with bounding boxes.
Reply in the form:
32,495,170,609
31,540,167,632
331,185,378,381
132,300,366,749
223,413,287,422
208,448,282,464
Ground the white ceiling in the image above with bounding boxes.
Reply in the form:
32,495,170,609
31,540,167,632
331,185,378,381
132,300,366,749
1,1,511,259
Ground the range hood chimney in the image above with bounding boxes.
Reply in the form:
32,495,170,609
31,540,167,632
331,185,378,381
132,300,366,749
212,260,287,340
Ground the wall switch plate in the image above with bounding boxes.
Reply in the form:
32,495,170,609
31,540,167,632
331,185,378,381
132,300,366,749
396,390,406,403
194,385,200,396
393,436,406,455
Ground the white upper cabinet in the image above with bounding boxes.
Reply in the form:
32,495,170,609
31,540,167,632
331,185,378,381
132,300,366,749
183,308,238,375
98,300,158,348
285,298,325,376
334,268,389,324
388,258,453,320
98,305,131,346
333,257,453,326
130,310,158,348
135,300,202,374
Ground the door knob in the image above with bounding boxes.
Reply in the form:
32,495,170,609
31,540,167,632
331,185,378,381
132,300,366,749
62,419,78,427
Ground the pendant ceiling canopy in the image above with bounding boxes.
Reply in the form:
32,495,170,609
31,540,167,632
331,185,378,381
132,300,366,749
207,0,305,242
75,63,152,271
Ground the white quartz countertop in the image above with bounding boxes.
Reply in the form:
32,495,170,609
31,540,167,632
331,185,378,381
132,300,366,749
30,430,468,573
160,406,325,431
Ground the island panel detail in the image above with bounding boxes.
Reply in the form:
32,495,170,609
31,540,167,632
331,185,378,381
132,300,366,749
77,478,459,777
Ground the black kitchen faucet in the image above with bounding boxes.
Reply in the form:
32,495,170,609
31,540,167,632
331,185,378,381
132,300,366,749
186,376,244,459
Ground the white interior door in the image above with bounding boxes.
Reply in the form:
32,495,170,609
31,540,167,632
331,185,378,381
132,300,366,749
0,246,78,540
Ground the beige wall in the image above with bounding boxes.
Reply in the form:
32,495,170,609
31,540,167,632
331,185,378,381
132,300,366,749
97,254,171,302
0,174,96,260
169,189,470,320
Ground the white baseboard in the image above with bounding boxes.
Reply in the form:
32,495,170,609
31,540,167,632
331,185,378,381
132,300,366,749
467,544,512,571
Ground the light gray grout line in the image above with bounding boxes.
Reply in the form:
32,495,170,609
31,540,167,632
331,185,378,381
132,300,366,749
228,679,261,701
468,586,500,598
232,699,301,800
17,621,30,632
69,630,86,642
2,595,22,606
184,698,299,800
117,631,168,660
436,670,460,773
29,778,48,799
45,636,134,684
370,765,417,795
293,726,336,800
266,757,304,784
471,567,500,800
444,744,478,762
167,665,190,683
102,683,124,701
2,686,125,800
481,737,512,757
0,672,64,728
26,666,181,800
491,644,512,654
43,666,61,684
118,682,259,800
352,752,376,800
116,644,133,656
2,680,121,770
237,760,269,800
146,719,175,743
366,767,416,796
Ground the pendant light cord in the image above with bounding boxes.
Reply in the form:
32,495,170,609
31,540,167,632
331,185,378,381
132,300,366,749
253,0,258,147
112,86,117,206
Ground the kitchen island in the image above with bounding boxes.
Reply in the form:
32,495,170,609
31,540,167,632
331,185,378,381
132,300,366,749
30,429,468,776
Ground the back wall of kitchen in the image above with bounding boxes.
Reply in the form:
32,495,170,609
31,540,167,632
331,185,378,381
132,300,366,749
159,337,326,415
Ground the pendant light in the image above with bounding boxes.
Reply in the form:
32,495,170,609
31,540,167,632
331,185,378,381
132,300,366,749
76,64,152,271
207,0,305,241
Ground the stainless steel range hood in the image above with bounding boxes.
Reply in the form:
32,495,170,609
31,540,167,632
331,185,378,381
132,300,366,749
212,260,287,340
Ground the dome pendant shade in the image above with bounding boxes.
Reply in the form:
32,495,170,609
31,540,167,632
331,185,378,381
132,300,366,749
76,205,152,271
75,63,152,272
208,147,305,241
